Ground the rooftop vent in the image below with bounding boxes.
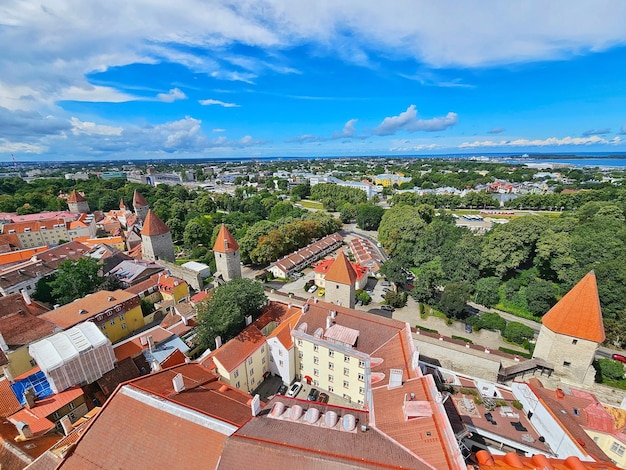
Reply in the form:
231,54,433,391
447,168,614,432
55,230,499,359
314,327,324,339
270,402,285,418
172,373,185,393
305,407,320,424
107,296,115,302
78,309,87,315
297,323,308,333
289,405,303,421
342,414,357,432
324,411,339,428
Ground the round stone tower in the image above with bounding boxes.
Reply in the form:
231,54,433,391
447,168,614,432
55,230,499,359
140,209,175,262
213,224,241,282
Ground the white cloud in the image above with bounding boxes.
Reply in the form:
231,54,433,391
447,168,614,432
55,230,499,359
0,139,45,154
373,105,458,136
212,128,226,133
199,98,240,108
156,88,187,103
70,117,123,136
341,119,357,137
389,143,441,152
459,135,622,148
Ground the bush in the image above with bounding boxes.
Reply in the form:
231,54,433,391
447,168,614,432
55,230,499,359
384,291,407,308
452,336,473,344
503,322,535,345
594,358,626,381
416,325,438,334
355,289,372,305
475,312,506,332
498,347,532,359
512,400,523,410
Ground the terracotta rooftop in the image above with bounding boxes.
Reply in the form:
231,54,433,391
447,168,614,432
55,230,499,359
542,271,605,343
67,190,86,203
0,246,49,267
132,189,148,207
473,449,620,469
41,289,138,329
0,377,21,418
220,396,430,469
213,224,239,253
140,209,170,236
324,251,358,285
210,326,266,373
267,311,303,350
314,257,368,281
0,293,55,347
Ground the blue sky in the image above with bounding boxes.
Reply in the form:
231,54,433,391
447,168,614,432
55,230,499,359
2,1,626,161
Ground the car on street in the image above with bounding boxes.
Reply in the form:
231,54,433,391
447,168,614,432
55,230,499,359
319,392,329,404
317,288,325,297
612,353,626,364
308,285,318,293
307,388,320,401
287,381,303,398
465,324,473,334
276,384,288,395
380,305,395,312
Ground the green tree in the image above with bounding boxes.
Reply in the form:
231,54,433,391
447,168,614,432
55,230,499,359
503,322,535,345
525,278,558,316
49,257,103,305
195,279,267,350
356,204,385,231
339,203,357,224
474,312,507,332
474,277,501,307
383,291,407,308
33,274,57,304
355,289,372,305
439,282,471,318
594,358,625,381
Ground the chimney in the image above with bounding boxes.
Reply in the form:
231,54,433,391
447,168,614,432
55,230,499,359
0,333,8,353
20,289,32,305
147,335,155,353
172,373,185,393
60,416,73,436
215,336,222,349
24,388,36,409
140,336,147,346
326,316,333,329
16,422,33,439
245,315,252,326
251,394,262,416
330,310,337,319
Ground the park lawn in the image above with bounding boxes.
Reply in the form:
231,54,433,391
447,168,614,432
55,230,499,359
300,199,325,209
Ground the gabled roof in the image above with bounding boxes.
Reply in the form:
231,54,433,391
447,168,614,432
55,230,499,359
0,293,54,347
67,190,86,203
323,251,357,285
542,271,605,343
132,189,148,208
213,224,239,253
475,449,620,469
140,209,170,236
0,377,21,418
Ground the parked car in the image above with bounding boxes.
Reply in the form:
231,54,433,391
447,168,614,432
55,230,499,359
307,388,320,401
380,305,395,312
308,285,318,293
287,381,303,398
612,353,626,364
319,392,329,404
465,324,473,334
383,287,392,293
317,288,325,297
276,384,288,395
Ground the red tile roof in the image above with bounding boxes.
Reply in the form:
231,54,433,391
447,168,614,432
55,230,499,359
324,251,358,285
474,449,620,469
211,327,266,372
213,224,239,253
8,409,55,435
542,271,605,342
140,209,170,236
0,377,21,418
19,388,84,421
0,293,55,347
132,189,148,207
314,257,368,281
67,190,86,203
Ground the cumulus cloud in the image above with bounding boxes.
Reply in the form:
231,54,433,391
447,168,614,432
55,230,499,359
212,128,226,133
488,127,505,134
459,135,622,148
389,143,441,152
199,99,240,108
0,139,45,154
372,105,458,136
0,107,71,138
70,117,123,136
156,88,187,103
581,128,611,136
287,118,363,143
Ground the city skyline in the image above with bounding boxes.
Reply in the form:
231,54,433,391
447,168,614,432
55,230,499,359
2,1,626,161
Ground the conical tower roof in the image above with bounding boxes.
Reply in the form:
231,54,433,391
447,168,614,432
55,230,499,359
133,190,148,207
325,251,357,285
213,224,239,253
68,190,86,203
119,199,126,210
542,271,605,343
140,209,170,236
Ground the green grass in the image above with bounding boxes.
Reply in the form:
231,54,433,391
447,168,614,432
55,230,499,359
299,199,325,209
452,335,473,344
600,378,626,391
495,300,543,322
415,325,438,334
498,347,532,359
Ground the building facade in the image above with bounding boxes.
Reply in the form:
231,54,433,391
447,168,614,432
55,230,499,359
213,224,241,282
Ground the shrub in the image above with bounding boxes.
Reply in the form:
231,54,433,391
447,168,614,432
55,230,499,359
512,400,524,410
594,358,626,381
503,322,535,345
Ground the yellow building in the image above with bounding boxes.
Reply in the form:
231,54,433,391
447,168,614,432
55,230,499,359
374,173,411,187
41,290,143,344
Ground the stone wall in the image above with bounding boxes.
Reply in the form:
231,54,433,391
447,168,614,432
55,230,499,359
324,280,355,309
214,249,241,281
160,261,204,292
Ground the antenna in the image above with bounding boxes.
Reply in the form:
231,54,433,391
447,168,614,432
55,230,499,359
11,154,17,169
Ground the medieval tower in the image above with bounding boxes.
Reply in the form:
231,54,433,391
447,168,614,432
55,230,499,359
324,251,357,309
67,190,90,213
133,189,150,223
213,224,241,282
141,209,175,262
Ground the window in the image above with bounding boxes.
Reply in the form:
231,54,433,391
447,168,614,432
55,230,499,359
109,319,115,326
313,379,319,386
298,351,303,358
262,357,266,364
344,355,350,363
329,362,334,370
329,375,334,383
314,356,319,365
343,394,351,402
297,339,302,347
121,324,127,330
249,368,254,376
234,370,239,378
314,345,319,352
358,373,364,382
328,386,334,393
248,357,253,365
563,361,571,367
270,356,274,362
119,314,125,321
329,350,335,357
314,369,319,377
343,380,349,389
572,339,578,345
279,360,284,367
236,381,240,388
344,367,350,376
278,349,283,357
251,377,255,385
300,363,304,370
611,442,626,457
359,387,364,394
357,399,364,405
359,360,365,368
261,346,265,353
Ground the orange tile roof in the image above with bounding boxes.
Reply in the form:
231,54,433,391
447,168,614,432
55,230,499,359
0,377,22,418
133,189,148,207
323,251,357,285
473,449,620,469
41,289,138,329
211,327,266,372
160,348,187,369
0,246,49,266
542,271,605,342
267,311,302,349
140,209,170,236
2,218,67,234
8,409,55,435
213,224,239,253
23,387,84,420
67,190,86,203
314,257,368,281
